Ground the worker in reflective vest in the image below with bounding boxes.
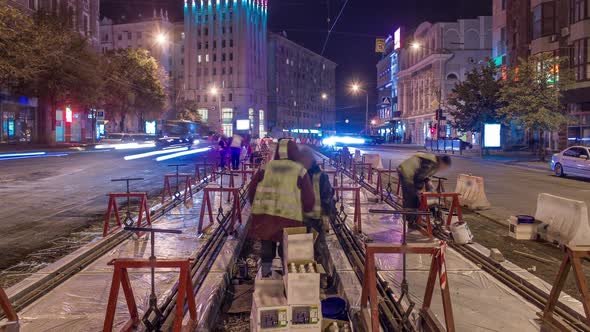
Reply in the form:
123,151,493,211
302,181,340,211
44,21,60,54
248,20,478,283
299,146,335,233
397,153,452,223
248,138,315,269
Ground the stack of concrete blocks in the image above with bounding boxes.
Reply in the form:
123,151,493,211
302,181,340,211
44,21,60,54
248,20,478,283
283,227,324,331
250,227,324,332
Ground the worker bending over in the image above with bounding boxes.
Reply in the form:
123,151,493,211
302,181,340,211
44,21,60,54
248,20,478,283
397,153,451,224
299,146,335,234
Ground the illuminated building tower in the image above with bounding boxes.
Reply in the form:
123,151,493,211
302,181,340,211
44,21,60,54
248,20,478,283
183,0,268,137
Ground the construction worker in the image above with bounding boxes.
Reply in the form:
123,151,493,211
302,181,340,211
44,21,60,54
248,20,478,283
248,138,315,273
397,153,451,224
299,146,335,234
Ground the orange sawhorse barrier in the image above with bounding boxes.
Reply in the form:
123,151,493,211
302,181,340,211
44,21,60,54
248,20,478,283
161,174,194,204
540,245,590,330
102,258,196,332
361,242,454,332
230,169,255,186
0,287,18,327
103,193,151,237
241,161,260,170
334,186,362,233
194,162,218,183
417,193,463,238
198,187,242,234
353,162,373,183
375,169,400,200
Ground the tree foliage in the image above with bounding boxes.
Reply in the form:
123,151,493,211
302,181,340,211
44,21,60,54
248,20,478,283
447,60,505,133
102,49,166,132
176,99,203,123
499,54,574,160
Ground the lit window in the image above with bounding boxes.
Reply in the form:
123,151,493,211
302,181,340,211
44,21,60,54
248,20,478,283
198,55,202,63
206,54,209,62
197,108,208,122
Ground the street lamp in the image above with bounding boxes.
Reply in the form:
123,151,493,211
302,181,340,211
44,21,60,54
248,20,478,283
209,86,222,134
321,93,328,100
350,82,369,133
155,33,167,45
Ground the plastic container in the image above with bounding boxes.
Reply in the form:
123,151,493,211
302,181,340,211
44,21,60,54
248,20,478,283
321,297,348,321
516,215,535,224
450,221,473,245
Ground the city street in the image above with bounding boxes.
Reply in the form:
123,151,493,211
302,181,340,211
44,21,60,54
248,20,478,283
351,145,590,222
0,145,216,270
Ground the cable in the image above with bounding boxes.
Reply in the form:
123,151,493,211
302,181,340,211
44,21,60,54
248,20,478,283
320,0,349,56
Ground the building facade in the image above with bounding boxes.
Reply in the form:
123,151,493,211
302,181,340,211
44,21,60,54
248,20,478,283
267,32,337,137
3,0,100,144
183,0,268,137
491,0,590,148
99,11,176,133
375,29,402,143
397,17,493,145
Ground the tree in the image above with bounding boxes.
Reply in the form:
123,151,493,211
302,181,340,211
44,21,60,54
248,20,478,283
447,60,505,134
176,99,203,123
499,54,574,161
102,49,166,132
0,3,43,86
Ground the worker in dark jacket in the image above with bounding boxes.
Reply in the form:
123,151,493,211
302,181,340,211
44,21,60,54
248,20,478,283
397,153,451,223
299,146,335,234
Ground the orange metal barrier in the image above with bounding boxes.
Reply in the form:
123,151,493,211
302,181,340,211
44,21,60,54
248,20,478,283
102,258,196,332
0,287,17,324
103,193,151,237
541,245,590,330
198,187,242,234
194,162,218,183
334,186,362,233
161,174,194,204
418,193,463,238
361,242,454,332
375,169,400,201
353,162,373,183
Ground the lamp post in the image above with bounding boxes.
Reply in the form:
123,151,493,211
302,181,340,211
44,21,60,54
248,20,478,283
321,92,328,130
351,83,369,134
209,86,222,134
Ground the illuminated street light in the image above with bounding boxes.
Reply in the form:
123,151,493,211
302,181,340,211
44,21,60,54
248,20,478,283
411,41,421,50
345,119,349,124
155,33,167,45
350,82,369,133
321,93,328,100
209,86,218,95
371,120,376,125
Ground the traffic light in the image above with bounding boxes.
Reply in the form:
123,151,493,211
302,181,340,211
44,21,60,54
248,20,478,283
435,109,443,121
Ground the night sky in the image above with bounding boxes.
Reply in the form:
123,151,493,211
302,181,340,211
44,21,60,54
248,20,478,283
101,0,492,131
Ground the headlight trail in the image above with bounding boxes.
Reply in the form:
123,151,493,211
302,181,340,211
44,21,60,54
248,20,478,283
155,147,211,161
124,147,188,161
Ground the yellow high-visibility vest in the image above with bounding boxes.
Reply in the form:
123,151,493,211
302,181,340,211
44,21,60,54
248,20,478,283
304,173,322,220
252,159,308,222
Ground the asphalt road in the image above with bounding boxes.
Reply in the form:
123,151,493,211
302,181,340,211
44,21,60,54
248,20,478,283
0,145,217,269
351,145,590,223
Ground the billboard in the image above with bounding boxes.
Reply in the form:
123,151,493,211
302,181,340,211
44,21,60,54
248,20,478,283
375,38,385,53
484,123,501,148
236,119,250,131
394,27,401,50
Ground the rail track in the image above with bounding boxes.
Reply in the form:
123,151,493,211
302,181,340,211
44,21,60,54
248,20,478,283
319,148,590,332
1,169,249,332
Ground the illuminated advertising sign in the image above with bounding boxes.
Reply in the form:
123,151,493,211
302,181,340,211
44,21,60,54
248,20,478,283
236,119,250,130
394,28,401,50
65,106,73,123
484,123,501,148
145,121,156,135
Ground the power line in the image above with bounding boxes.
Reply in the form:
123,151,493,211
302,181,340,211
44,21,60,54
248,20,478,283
320,0,349,56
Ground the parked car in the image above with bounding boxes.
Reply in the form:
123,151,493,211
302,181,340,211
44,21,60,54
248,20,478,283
551,146,590,178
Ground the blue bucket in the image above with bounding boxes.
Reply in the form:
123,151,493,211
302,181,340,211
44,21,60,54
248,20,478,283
321,297,348,321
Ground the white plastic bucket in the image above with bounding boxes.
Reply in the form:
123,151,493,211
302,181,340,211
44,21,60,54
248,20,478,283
451,221,473,244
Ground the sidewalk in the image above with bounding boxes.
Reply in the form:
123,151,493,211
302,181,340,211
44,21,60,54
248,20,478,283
380,143,550,171
0,143,97,153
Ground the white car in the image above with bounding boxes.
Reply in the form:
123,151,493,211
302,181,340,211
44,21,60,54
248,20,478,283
551,146,590,178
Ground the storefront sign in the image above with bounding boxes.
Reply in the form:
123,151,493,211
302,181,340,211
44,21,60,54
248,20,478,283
375,38,385,53
394,27,401,50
